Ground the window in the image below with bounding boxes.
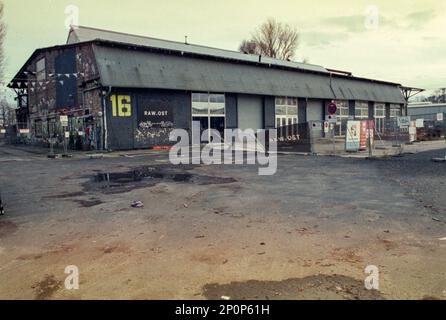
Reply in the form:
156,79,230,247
209,104,225,115
330,100,349,137
209,94,225,104
355,102,369,119
275,97,298,140
192,93,225,116
374,104,385,118
192,93,225,142
275,106,286,116
390,104,401,118
275,97,298,118
36,58,46,81
374,104,385,134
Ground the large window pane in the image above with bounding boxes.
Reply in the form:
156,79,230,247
275,106,287,115
199,93,209,103
192,103,208,115
209,104,225,115
375,104,385,118
287,106,297,116
355,102,369,119
192,93,200,102
209,94,225,104
193,116,210,142
275,97,285,106
209,95,218,103
287,97,297,106
340,107,349,116
390,104,401,118
276,96,298,107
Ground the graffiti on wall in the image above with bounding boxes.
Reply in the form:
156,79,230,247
135,98,175,145
135,121,174,144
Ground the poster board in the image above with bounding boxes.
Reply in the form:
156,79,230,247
360,120,375,150
345,121,361,152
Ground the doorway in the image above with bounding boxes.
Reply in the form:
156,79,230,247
193,115,225,143
192,93,226,143
275,97,298,140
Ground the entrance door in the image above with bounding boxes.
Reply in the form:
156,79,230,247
275,97,298,140
193,116,225,143
210,117,225,142
107,94,135,150
276,115,297,140
192,93,226,144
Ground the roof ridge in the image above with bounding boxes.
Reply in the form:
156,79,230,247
70,25,324,69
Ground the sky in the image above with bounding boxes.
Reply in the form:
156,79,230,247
2,0,446,100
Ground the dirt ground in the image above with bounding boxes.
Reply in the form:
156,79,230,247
0,142,445,300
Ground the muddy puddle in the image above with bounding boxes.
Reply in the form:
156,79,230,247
202,275,385,300
84,165,237,194
32,275,62,300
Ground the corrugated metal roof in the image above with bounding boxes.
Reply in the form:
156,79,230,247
92,44,405,104
92,45,335,99
68,26,329,74
408,103,446,108
408,105,446,116
331,77,405,104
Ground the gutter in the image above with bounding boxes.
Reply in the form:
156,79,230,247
101,86,112,151
328,72,337,101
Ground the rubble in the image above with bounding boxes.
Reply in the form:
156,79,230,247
131,201,144,208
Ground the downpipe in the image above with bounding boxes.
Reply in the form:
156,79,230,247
101,86,112,151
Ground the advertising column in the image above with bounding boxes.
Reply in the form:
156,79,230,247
360,120,374,151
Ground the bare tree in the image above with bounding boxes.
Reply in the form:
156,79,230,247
0,98,15,127
423,88,446,103
0,1,5,81
239,18,299,61
239,39,259,55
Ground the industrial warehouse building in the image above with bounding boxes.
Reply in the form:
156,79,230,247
9,26,411,151
408,102,446,121
407,102,446,141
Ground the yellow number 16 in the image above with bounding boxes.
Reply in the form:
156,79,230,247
110,95,132,117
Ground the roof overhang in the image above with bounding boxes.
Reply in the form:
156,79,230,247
400,86,425,101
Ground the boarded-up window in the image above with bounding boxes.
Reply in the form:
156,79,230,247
36,58,46,81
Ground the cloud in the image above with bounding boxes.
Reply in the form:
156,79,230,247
317,9,437,35
301,13,399,48
405,9,437,29
300,31,349,47
318,13,401,34
320,15,366,33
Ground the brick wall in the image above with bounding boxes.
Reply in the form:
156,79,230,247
23,43,103,148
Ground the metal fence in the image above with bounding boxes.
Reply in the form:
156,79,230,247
275,122,313,153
